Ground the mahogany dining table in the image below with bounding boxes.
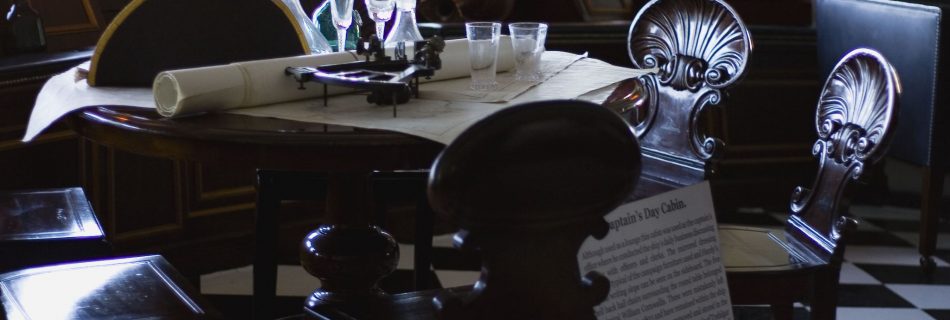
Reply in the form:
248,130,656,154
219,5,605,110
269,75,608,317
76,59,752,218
66,105,445,319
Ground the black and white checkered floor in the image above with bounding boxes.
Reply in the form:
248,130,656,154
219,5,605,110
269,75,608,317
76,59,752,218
200,203,950,319
726,204,950,319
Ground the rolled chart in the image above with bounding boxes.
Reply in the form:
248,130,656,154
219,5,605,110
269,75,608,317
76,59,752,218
153,37,515,117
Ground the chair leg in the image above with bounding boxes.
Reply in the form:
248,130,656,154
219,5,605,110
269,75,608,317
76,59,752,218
414,193,435,290
254,170,280,320
919,165,944,273
809,269,839,320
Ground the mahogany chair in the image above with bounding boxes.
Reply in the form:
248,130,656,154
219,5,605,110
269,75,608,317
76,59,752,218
720,48,901,320
604,0,753,200
0,187,110,273
0,255,222,319
302,99,642,319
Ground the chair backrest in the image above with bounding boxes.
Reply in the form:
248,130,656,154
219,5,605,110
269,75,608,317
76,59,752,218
788,48,901,262
427,100,641,319
816,0,946,167
619,0,752,186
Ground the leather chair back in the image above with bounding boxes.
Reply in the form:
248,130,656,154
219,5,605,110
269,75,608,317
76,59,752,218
816,0,948,167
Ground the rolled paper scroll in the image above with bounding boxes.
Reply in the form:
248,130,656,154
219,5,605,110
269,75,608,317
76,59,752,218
153,37,515,117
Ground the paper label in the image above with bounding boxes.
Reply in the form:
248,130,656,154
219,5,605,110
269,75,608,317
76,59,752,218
578,181,733,320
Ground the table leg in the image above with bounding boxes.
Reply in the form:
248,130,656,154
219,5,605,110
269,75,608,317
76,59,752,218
301,172,399,316
253,171,280,320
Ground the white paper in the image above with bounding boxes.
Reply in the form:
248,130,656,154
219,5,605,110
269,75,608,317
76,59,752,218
153,37,516,117
419,51,586,103
24,68,154,142
578,182,734,320
229,56,645,145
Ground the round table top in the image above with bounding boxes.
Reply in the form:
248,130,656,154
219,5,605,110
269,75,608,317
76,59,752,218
67,106,444,172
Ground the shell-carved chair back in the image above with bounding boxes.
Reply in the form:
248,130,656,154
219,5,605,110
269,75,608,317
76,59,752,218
789,48,901,262
620,0,752,186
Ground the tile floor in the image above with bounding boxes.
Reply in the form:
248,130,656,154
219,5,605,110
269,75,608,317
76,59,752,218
727,204,950,320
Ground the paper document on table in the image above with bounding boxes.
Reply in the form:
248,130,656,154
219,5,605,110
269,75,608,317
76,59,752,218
23,66,154,142
420,51,587,103
577,182,733,320
230,94,507,144
230,56,650,145
512,58,650,105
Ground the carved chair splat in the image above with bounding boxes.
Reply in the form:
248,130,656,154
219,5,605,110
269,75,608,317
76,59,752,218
720,48,901,320
606,0,752,199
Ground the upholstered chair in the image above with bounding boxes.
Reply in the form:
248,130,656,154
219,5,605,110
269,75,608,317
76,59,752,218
816,0,949,272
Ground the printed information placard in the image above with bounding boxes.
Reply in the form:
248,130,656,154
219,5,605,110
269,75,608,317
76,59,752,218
578,181,733,320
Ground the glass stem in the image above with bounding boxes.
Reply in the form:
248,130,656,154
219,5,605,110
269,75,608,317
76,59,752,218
375,23,386,43
395,42,406,60
336,27,347,52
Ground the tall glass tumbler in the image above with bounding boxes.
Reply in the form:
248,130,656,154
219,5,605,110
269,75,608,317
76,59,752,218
365,0,395,42
329,0,355,52
509,22,547,81
465,22,502,91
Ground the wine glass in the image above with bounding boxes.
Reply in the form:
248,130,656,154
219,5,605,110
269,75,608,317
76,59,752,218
329,0,355,52
364,0,395,42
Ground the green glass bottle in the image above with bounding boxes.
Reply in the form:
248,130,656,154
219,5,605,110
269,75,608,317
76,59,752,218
312,0,362,51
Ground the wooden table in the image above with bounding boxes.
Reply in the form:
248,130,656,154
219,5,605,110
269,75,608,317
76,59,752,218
67,106,444,319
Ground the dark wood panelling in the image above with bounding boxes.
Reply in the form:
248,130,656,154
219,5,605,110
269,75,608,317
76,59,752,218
713,27,821,210
185,162,256,218
27,0,104,51
110,149,183,242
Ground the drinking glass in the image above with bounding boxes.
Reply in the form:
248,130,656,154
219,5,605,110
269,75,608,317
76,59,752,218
508,22,548,81
365,0,395,42
465,22,502,91
329,0,355,52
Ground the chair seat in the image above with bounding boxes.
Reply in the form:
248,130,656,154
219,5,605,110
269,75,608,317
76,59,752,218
0,188,102,240
720,225,833,311
720,225,821,272
0,255,221,319
0,187,109,272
